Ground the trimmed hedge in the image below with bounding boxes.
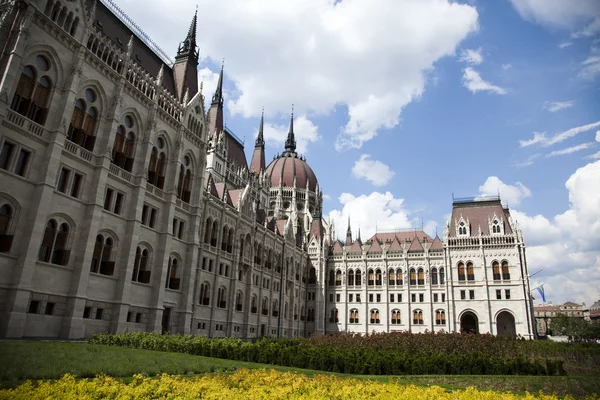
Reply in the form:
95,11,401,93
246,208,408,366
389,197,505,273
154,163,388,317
88,332,569,376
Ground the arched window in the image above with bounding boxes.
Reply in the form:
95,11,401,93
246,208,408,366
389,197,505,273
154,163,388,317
112,115,136,172
431,268,438,285
391,309,401,325
0,204,14,253
221,225,228,251
417,268,424,285
67,89,99,151
355,269,362,286
368,269,374,286
330,308,339,323
203,218,212,244
210,220,218,247
165,257,180,290
349,308,359,323
457,262,465,281
502,261,511,280
90,234,114,275
492,220,500,234
458,221,467,236
436,310,446,325
413,310,424,325
370,309,380,324
467,262,475,281
147,137,167,189
251,295,257,313
177,155,193,203
235,291,243,311
409,268,416,286
11,58,53,125
38,219,70,266
262,297,269,315
131,246,151,283
335,270,342,286
375,269,382,285
439,267,445,285
328,270,335,286
396,268,403,286
217,287,227,308
492,261,501,281
307,307,315,322
388,269,395,286
199,282,210,305
227,228,234,253
273,300,279,317
309,267,317,284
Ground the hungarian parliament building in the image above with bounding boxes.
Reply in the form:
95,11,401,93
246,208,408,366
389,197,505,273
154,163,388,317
0,0,535,339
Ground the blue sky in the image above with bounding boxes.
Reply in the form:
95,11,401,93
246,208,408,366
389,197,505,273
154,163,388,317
119,0,600,304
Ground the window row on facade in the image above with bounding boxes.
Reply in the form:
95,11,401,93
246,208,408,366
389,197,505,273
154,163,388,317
331,309,446,325
328,267,446,287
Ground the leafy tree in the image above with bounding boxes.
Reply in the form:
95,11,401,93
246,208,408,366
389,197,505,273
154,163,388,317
549,314,590,338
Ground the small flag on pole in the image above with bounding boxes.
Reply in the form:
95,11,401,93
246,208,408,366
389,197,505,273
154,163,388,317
536,286,546,303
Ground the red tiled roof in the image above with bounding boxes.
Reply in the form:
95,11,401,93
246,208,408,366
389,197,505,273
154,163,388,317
250,146,265,174
207,175,219,198
226,131,248,170
450,200,513,237
265,153,318,191
276,220,287,237
229,189,243,208
367,239,382,253
214,183,225,199
348,240,363,253
310,219,322,240
386,238,403,252
332,241,344,253
408,236,423,252
430,235,444,250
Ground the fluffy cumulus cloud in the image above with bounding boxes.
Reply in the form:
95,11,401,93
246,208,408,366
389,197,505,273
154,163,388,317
262,116,320,155
462,67,506,95
514,161,600,304
351,154,395,186
477,176,532,206
542,100,574,113
328,192,413,241
119,0,479,151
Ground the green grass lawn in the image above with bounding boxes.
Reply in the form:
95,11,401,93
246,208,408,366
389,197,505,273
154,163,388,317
0,340,598,398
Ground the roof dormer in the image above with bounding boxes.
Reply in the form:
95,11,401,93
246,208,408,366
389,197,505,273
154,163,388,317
455,215,470,237
489,213,504,235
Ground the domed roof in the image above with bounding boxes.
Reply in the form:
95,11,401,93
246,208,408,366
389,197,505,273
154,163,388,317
265,153,318,192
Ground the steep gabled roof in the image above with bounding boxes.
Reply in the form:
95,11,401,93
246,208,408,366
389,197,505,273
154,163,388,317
348,240,363,253
276,220,287,237
310,219,323,240
430,235,444,250
332,240,344,253
229,189,243,208
450,198,513,237
386,238,403,252
367,239,382,253
207,175,219,198
408,235,424,252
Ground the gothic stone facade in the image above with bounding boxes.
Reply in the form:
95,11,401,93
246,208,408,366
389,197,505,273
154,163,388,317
0,0,535,339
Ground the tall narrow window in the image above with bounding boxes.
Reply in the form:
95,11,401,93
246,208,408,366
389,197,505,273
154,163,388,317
388,269,395,286
199,282,210,305
458,262,465,281
355,269,361,286
112,116,136,172
368,269,374,286
176,155,192,203
375,269,382,285
492,261,501,281
0,141,15,170
330,308,339,323
236,291,243,311
38,220,70,266
90,234,114,275
436,310,446,325
57,167,70,193
132,247,151,283
391,309,401,325
349,309,359,323
0,204,14,253
147,137,167,189
11,60,53,125
14,149,31,177
370,309,380,324
413,310,424,325
502,261,510,280
335,270,342,286
396,268,403,285
409,268,416,286
431,268,438,285
467,262,475,281
439,267,445,284
417,268,424,285
67,89,99,151
165,257,180,290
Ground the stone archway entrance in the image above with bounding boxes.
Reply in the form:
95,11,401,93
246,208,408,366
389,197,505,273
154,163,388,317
460,311,478,334
496,311,516,338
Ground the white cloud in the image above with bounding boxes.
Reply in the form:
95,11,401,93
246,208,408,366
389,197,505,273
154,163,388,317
519,132,547,147
120,0,479,151
585,150,600,160
581,54,600,79
351,154,395,186
558,41,573,49
509,0,600,30
542,100,574,113
596,131,600,142
516,153,541,167
262,115,320,154
198,67,222,110
502,63,512,70
519,121,600,148
462,67,506,94
329,192,412,241
513,160,600,304
478,176,532,206
322,194,332,201
459,47,483,65
572,16,600,38
547,142,595,157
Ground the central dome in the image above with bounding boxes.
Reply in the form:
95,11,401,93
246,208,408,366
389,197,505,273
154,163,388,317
265,153,318,192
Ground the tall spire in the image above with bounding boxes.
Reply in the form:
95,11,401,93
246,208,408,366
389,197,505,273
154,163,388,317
255,108,265,147
284,104,296,154
175,8,199,65
212,61,224,106
345,216,352,246
250,109,266,174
